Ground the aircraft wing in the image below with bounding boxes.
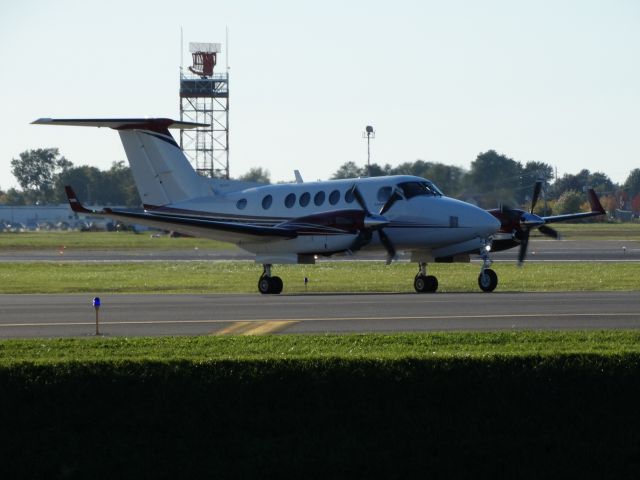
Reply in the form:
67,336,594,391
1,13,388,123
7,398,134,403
542,188,606,224
65,186,297,244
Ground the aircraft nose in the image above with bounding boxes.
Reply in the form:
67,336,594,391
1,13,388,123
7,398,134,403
475,206,501,235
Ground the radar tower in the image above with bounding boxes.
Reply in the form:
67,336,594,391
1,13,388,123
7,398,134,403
179,42,229,178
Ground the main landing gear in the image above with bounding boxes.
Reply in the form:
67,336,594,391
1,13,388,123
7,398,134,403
414,262,438,293
258,264,283,294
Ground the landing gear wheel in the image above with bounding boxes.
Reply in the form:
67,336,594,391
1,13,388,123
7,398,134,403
271,276,283,294
414,274,438,293
478,268,498,293
258,276,272,294
258,275,284,295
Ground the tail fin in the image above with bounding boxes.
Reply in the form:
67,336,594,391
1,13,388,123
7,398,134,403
33,118,208,206
587,188,606,214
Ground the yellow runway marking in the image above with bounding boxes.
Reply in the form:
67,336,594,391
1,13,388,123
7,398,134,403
215,321,298,336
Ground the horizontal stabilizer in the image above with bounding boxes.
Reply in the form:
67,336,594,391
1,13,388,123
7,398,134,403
32,118,207,131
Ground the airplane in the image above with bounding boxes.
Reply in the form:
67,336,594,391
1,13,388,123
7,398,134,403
32,117,603,294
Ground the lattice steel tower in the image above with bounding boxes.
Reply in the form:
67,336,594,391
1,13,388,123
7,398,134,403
179,42,229,178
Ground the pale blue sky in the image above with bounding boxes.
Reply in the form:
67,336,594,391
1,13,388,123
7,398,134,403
1,0,638,191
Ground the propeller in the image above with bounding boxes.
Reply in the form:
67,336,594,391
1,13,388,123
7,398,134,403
348,184,397,264
500,181,560,265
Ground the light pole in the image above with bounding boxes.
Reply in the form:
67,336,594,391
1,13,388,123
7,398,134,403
363,125,375,176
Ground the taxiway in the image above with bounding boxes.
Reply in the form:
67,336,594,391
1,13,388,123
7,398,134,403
1,291,638,338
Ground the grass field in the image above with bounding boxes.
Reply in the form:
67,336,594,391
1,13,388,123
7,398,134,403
0,221,638,251
0,260,638,293
2,330,640,364
0,230,233,250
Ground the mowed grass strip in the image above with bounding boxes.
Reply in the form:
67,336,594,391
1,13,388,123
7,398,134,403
0,231,233,250
3,331,640,364
0,261,638,294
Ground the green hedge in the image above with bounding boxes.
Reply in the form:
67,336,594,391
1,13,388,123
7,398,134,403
2,356,640,479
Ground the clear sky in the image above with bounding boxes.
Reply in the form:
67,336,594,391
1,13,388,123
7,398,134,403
1,0,638,190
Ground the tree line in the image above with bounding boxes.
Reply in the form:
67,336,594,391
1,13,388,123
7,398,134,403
2,148,640,216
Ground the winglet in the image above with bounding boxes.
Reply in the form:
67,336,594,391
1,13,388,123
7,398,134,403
587,189,606,214
65,186,93,214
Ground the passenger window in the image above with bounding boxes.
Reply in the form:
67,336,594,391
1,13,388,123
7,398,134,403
329,190,340,205
236,198,247,210
345,189,355,203
314,191,325,206
299,192,310,207
284,193,296,208
262,195,273,210
377,186,392,202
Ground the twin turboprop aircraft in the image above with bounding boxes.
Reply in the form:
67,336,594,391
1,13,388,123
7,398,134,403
33,118,605,294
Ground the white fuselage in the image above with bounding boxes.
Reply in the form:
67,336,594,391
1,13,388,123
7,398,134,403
161,175,500,258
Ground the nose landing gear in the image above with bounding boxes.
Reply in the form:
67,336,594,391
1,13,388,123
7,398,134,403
478,246,498,292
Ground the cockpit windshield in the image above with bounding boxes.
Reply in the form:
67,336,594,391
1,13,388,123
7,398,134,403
397,181,443,199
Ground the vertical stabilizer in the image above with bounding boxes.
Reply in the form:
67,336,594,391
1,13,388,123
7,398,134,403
118,129,206,206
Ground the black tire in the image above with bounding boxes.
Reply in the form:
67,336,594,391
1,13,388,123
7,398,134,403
414,274,438,293
414,274,428,293
271,276,283,294
478,268,498,292
425,275,438,292
258,276,272,294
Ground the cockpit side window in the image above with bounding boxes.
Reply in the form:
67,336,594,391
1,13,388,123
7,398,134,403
398,181,443,199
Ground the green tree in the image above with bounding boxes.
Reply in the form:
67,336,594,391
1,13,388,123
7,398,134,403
466,150,523,208
331,161,364,179
589,172,615,192
521,161,554,184
365,163,391,177
10,148,72,203
555,190,584,215
238,167,271,184
0,188,29,206
102,161,138,206
53,161,138,206
53,165,102,204
552,169,616,197
623,168,640,197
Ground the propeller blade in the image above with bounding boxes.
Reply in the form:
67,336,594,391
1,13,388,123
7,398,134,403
530,181,542,214
349,184,370,214
517,229,531,265
379,188,403,215
538,224,560,239
378,229,396,265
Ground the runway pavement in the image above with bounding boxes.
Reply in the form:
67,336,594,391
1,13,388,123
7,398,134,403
0,239,638,262
1,291,639,338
